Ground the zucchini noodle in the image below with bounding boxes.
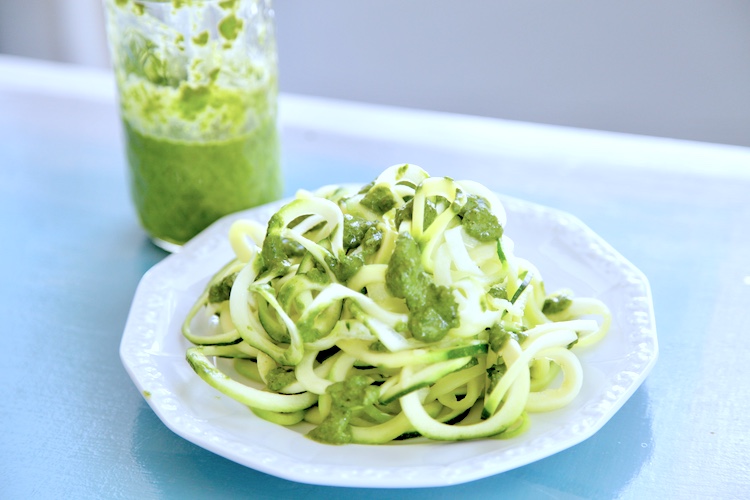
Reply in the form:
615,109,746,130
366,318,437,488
182,164,611,444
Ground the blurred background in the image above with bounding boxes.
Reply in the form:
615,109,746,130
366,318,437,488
0,0,748,147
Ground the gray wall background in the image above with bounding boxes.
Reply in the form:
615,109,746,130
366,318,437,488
1,1,748,147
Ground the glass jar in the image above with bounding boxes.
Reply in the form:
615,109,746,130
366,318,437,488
103,0,282,251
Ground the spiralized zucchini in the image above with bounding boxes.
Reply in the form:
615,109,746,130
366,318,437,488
182,164,611,444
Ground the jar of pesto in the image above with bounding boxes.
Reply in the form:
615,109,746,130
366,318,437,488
104,0,282,251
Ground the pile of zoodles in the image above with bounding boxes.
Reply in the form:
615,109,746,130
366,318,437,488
182,164,611,444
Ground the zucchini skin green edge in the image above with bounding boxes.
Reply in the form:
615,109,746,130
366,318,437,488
186,346,317,413
399,361,530,441
336,340,488,369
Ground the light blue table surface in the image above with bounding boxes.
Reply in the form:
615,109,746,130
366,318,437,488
2,56,749,499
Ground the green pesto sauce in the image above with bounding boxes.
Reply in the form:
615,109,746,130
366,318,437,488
459,194,503,242
360,184,396,215
361,226,383,254
308,375,378,444
368,340,389,352
486,359,507,393
326,254,364,283
282,238,306,258
208,272,237,303
304,266,329,285
218,14,243,41
488,284,508,301
259,219,307,274
385,233,459,342
297,301,341,343
345,216,383,255
192,30,209,45
342,214,377,250
543,293,573,315
394,198,437,229
488,323,528,352
260,215,286,268
265,366,296,391
329,216,383,282
124,118,281,245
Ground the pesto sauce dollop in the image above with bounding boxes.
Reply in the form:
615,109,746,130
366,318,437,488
542,293,573,315
342,214,377,250
308,375,379,444
394,198,438,229
265,366,297,392
327,215,384,282
385,233,459,342
208,272,237,303
259,214,298,274
360,184,397,215
458,194,504,242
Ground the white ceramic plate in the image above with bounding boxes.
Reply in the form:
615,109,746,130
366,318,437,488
120,194,657,488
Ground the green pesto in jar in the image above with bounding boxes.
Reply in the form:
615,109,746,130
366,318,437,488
109,0,282,246
124,116,281,246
